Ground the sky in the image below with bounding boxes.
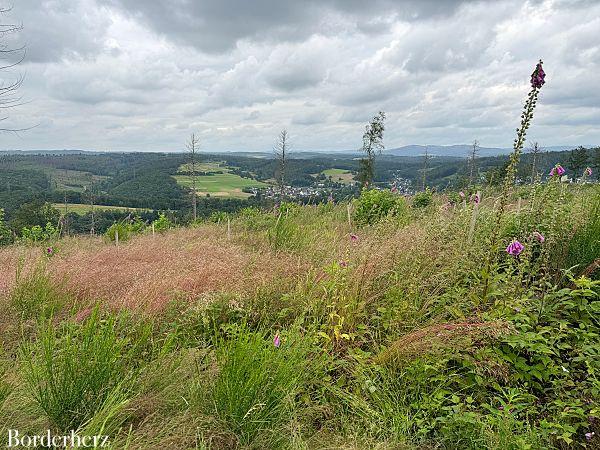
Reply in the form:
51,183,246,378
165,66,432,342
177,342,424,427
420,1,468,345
0,0,599,152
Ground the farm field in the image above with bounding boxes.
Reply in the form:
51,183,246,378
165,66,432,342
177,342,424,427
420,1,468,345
51,203,149,215
173,162,268,198
321,168,355,184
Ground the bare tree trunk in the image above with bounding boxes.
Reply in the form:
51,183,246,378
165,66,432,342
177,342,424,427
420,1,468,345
186,133,200,221
421,147,430,191
274,129,290,203
468,140,479,186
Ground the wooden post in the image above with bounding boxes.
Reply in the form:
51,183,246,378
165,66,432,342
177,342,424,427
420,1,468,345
151,223,155,236
347,203,352,228
115,229,119,247
227,217,231,241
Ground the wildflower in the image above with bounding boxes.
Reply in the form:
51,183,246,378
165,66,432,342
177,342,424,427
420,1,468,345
532,231,545,243
584,167,592,177
586,432,595,440
46,246,54,257
327,194,334,203
459,191,465,199
471,192,481,205
549,164,565,177
339,260,348,268
391,185,398,193
273,333,281,348
530,60,546,89
506,240,524,256
350,233,359,243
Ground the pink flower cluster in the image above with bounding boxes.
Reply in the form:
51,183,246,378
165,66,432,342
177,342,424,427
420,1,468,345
549,164,565,177
506,240,524,256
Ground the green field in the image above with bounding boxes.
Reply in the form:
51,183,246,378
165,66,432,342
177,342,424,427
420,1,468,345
174,162,267,198
52,203,149,215
321,168,355,184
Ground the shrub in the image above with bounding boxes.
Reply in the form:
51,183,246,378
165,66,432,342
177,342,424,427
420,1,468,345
353,189,409,226
19,222,58,243
151,212,172,232
21,309,138,431
412,189,433,208
105,221,131,242
211,324,317,445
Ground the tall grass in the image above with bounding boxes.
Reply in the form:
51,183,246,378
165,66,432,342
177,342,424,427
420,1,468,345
211,323,318,446
20,308,136,431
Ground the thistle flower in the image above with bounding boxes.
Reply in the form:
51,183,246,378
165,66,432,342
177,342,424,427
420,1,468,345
506,240,524,256
530,60,546,88
350,233,359,243
549,164,565,177
532,231,545,243
339,260,348,268
46,246,54,257
584,167,592,177
471,193,481,205
273,333,281,348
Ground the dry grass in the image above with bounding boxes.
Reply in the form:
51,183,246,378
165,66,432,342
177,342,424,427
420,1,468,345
0,226,307,312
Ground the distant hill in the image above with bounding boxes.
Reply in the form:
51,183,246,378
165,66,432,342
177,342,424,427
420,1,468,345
385,145,582,157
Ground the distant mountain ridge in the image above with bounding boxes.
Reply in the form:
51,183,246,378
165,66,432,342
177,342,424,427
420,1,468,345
0,145,586,157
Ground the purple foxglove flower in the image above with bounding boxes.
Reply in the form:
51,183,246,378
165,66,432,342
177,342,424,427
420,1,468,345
46,247,54,256
471,193,481,204
339,260,348,268
530,60,546,89
586,432,595,440
550,164,565,177
273,333,281,348
350,233,359,243
506,240,524,256
584,167,592,177
532,231,545,243
459,191,465,199
391,186,398,193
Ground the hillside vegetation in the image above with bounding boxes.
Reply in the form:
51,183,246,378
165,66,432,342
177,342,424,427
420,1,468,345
1,179,598,448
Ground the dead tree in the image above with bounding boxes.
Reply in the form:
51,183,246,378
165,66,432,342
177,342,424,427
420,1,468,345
358,111,386,187
0,7,26,133
186,133,200,221
528,141,542,183
274,129,290,202
421,146,431,191
468,140,479,186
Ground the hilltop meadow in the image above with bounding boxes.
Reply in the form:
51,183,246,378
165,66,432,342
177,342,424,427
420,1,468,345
1,178,599,449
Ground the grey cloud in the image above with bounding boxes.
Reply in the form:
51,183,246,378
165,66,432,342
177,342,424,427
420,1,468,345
101,0,467,54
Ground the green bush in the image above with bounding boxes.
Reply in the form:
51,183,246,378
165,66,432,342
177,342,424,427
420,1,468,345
105,221,132,242
211,324,317,445
412,189,433,208
21,309,139,431
353,189,409,226
19,222,58,243
151,212,172,231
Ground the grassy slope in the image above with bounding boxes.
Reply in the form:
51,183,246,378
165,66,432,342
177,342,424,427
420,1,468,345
1,185,599,449
51,203,150,215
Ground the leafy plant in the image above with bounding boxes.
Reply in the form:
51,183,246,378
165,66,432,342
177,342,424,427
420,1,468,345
412,189,433,208
353,188,409,226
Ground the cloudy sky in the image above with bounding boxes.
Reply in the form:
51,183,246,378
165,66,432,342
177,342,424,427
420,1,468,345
1,0,599,152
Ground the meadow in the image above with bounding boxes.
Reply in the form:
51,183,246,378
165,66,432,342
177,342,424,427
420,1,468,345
51,203,150,215
0,178,598,449
174,162,267,198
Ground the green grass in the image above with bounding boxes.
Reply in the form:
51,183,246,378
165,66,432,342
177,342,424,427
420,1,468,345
52,203,149,215
321,168,355,184
174,162,267,198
